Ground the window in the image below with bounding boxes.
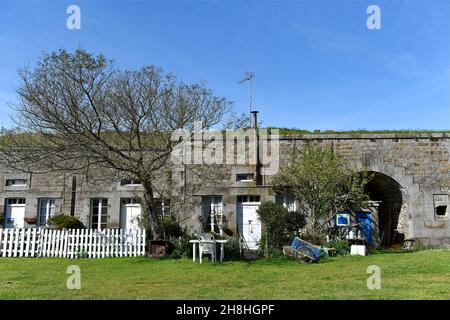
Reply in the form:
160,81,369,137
436,206,447,216
336,211,350,226
5,198,26,205
38,199,56,226
121,198,140,205
155,199,171,216
435,205,448,221
236,173,254,182
237,195,261,203
434,194,449,222
202,196,223,234
120,179,142,186
276,195,296,212
91,198,108,230
5,179,27,187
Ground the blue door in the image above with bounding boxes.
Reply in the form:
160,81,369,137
356,212,372,244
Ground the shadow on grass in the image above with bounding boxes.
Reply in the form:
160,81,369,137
127,250,426,266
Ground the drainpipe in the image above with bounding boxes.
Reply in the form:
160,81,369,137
70,176,77,216
252,111,262,186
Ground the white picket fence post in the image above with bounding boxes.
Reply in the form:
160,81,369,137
0,228,146,258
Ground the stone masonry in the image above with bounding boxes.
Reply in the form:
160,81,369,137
0,132,449,247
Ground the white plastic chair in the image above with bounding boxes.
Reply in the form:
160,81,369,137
199,233,216,263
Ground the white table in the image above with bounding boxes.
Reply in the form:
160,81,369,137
189,239,228,262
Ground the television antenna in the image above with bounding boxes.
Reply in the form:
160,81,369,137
238,72,255,127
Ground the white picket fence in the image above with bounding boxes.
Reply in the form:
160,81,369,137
0,228,146,258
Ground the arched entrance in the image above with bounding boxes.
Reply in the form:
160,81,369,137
364,172,404,247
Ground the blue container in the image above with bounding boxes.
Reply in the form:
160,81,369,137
291,237,321,260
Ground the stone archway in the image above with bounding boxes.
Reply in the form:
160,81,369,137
364,171,405,247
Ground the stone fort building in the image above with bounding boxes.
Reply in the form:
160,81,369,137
1,130,449,248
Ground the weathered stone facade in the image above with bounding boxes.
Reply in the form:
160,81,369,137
1,132,449,247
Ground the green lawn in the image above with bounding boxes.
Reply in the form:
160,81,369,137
1,250,450,299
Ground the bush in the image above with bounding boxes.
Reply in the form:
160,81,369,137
47,214,86,230
258,235,285,258
322,239,350,256
257,202,307,255
167,236,191,259
162,215,185,238
223,236,242,260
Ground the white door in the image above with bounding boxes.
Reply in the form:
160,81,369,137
5,198,26,228
237,195,261,250
120,199,141,230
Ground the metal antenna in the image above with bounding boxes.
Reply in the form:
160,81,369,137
238,72,255,127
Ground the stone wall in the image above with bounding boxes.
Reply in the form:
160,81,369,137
1,132,449,247
274,133,450,246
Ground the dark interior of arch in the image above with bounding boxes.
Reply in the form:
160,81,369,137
364,172,403,247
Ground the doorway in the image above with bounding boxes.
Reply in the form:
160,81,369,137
236,195,261,250
4,198,26,228
120,198,141,230
364,172,403,247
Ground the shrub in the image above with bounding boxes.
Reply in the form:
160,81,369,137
223,236,242,260
258,235,285,258
258,202,307,257
322,239,350,256
47,214,86,230
162,215,185,238
167,236,191,259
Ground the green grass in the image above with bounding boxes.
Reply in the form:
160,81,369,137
267,127,450,135
1,250,450,299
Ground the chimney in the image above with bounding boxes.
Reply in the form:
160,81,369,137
251,111,262,185
251,111,258,129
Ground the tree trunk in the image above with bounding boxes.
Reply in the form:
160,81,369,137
142,180,165,240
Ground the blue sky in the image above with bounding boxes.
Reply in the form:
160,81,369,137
0,0,449,130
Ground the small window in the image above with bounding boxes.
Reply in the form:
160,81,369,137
237,195,260,203
5,179,27,187
120,179,142,186
434,194,449,221
276,195,296,212
6,198,26,205
336,212,350,226
436,206,447,216
435,206,447,221
121,198,140,205
236,173,254,182
155,199,171,216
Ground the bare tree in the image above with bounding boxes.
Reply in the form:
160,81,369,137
0,48,232,239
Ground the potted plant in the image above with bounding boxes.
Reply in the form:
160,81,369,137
24,216,37,225
148,216,186,258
